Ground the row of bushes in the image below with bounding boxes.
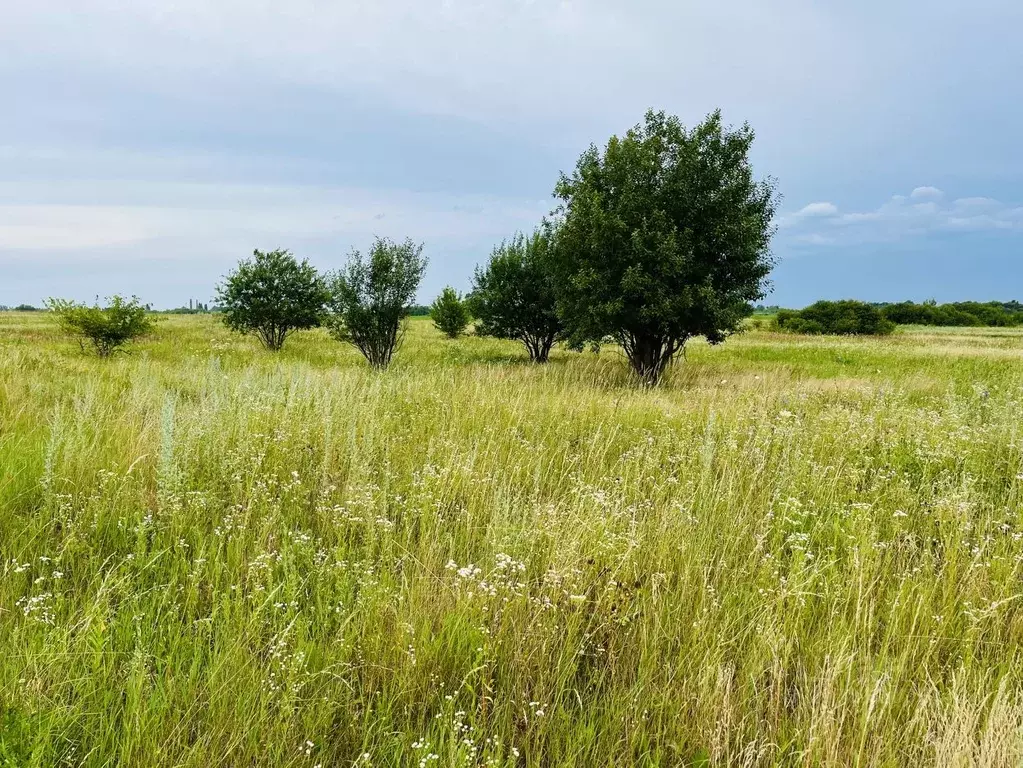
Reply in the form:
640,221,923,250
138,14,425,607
774,299,1023,336
42,109,779,385
879,301,1023,327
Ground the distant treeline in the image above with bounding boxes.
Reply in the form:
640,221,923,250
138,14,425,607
774,299,1023,337
153,305,212,315
157,304,432,316
876,300,1023,327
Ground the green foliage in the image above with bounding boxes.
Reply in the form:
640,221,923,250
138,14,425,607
553,109,777,384
216,249,327,351
325,237,427,368
880,300,1023,327
45,295,155,356
430,287,471,338
777,300,895,336
469,229,564,363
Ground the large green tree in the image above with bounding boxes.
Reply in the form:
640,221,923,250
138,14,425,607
216,249,327,351
554,109,778,384
325,237,427,368
468,229,564,363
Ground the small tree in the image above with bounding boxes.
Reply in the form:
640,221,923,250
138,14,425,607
430,287,471,338
468,229,564,363
325,237,427,368
216,249,327,351
46,295,155,357
553,109,778,384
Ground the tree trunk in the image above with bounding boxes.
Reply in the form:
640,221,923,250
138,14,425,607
523,333,556,363
623,333,685,385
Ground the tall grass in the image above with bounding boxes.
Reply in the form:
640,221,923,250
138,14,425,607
2,313,1023,766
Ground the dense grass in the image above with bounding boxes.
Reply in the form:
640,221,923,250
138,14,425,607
3,314,1023,766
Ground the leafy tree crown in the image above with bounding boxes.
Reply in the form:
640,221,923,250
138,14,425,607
430,287,471,338
553,109,778,383
216,249,327,351
468,228,564,363
325,237,427,368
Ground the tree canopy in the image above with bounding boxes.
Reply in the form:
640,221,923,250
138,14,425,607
553,109,777,383
430,287,471,339
469,229,564,363
216,249,328,351
325,237,427,368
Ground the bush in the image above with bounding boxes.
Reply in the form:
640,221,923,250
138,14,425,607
46,295,155,356
430,287,471,338
777,300,894,336
469,229,565,363
325,237,427,368
216,249,328,351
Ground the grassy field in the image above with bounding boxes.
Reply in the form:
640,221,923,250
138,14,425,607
3,313,1023,766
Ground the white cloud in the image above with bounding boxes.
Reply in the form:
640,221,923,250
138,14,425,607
840,211,882,223
797,202,839,217
953,197,999,209
795,233,835,245
782,187,1021,247
945,215,1013,231
911,186,944,200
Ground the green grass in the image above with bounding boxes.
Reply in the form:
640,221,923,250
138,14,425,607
3,314,1023,766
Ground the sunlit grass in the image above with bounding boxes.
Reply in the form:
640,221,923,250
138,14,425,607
3,313,1023,766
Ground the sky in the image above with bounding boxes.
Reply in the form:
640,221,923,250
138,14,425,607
1,0,1021,308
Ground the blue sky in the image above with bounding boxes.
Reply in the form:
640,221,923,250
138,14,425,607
2,0,1021,308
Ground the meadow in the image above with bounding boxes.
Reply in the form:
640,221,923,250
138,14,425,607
3,312,1023,766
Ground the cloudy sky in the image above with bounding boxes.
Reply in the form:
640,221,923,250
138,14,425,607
2,0,1021,308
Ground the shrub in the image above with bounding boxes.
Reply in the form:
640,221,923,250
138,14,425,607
430,287,471,338
777,300,894,336
553,109,777,384
216,249,328,351
469,229,565,363
325,237,427,368
46,295,155,356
